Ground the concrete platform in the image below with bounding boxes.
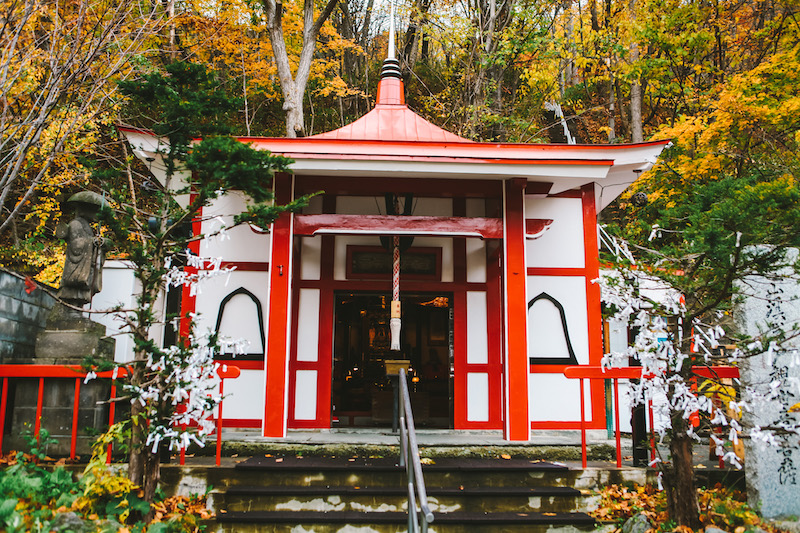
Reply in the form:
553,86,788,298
219,428,616,447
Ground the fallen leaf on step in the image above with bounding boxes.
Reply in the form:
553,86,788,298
501,454,511,460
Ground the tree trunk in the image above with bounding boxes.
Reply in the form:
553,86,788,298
263,0,339,137
665,415,702,529
629,0,643,142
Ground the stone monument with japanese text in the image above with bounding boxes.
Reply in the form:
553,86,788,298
736,249,800,518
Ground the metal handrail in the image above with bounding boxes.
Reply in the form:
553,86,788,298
397,368,434,532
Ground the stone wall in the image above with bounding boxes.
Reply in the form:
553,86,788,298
0,268,56,361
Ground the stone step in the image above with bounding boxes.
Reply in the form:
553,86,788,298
218,484,584,513
214,509,597,533
221,456,588,489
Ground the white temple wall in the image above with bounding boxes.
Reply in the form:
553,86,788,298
524,194,597,425
300,236,322,280
335,196,453,217
332,235,454,282
293,370,318,420
525,196,585,268
466,239,487,283
93,260,156,363
528,374,590,421
218,369,265,421
200,192,271,262
526,276,589,364
193,270,269,355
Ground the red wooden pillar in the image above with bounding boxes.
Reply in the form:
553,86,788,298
582,184,606,426
502,178,530,441
263,173,295,438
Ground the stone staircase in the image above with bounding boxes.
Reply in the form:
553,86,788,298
209,455,600,532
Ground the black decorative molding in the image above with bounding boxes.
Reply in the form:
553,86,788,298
527,292,579,365
214,287,265,360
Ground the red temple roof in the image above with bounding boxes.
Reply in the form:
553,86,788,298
309,73,471,143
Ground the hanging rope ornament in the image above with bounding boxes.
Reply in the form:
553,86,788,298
390,194,402,351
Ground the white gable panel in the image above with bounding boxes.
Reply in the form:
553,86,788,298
526,276,589,364
192,271,268,344
525,197,585,269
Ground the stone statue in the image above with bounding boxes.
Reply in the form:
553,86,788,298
56,191,108,309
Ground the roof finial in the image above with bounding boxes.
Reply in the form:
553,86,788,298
380,0,402,80
388,0,396,60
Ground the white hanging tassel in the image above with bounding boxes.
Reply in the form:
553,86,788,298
390,315,401,351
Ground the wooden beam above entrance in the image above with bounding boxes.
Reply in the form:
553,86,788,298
294,214,505,239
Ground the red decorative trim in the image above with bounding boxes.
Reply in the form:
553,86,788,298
296,176,503,198
120,124,672,153
215,359,264,370
503,179,530,441
179,189,201,343
286,252,303,428
221,418,262,428
296,279,488,292
582,184,606,429
345,246,442,281
531,421,605,430
525,182,553,195
453,285,468,429
219,261,269,271
253,151,616,167
526,267,588,276
295,214,503,239
550,190,582,199
525,219,553,239
318,195,336,428
486,242,504,428
528,364,584,373
263,173,294,438
287,195,336,430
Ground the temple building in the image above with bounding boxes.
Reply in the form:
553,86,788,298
119,55,669,442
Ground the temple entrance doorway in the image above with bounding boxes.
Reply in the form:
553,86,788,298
332,292,453,428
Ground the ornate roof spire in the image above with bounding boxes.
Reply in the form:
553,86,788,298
380,0,402,82
308,0,470,142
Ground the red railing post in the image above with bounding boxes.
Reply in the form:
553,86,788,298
579,377,587,468
564,365,740,470
71,378,81,461
0,377,7,454
107,383,117,465
215,364,240,467
35,377,44,444
612,377,622,468
648,398,656,463
216,378,225,467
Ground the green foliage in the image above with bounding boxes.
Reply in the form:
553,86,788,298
0,425,209,531
100,59,316,503
119,62,238,148
183,136,291,202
